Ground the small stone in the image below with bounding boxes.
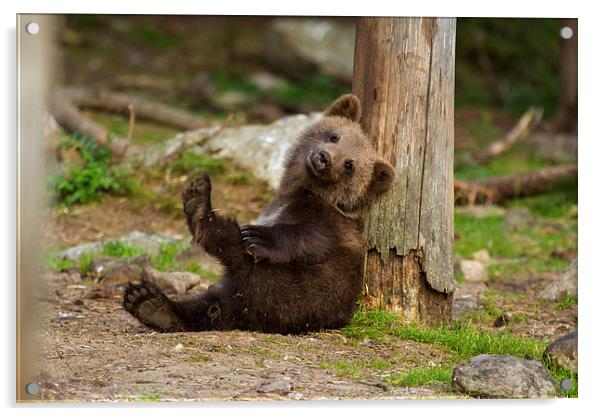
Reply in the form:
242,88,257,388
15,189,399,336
247,71,286,92
452,354,558,398
287,391,304,400
452,282,487,319
459,259,487,282
544,331,578,373
538,258,577,301
143,266,202,295
503,207,535,231
257,380,293,394
472,249,491,264
173,343,184,353
90,255,149,284
493,312,514,327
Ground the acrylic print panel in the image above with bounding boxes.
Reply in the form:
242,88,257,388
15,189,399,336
17,14,577,402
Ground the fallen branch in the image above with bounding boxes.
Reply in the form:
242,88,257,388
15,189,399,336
48,87,207,158
48,89,129,158
455,164,577,205
474,107,543,164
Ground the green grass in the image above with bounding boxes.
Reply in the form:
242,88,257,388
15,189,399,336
170,152,228,176
385,366,453,387
342,310,546,360
454,203,576,280
272,74,347,109
342,310,577,397
226,172,252,185
101,241,145,258
43,240,219,282
555,294,578,310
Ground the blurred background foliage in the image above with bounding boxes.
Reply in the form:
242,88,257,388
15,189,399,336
60,15,570,121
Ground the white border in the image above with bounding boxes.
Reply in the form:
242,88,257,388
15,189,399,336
3,1,600,415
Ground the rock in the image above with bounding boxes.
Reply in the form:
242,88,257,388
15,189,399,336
117,231,178,256
452,282,487,319
257,380,293,395
503,207,535,231
194,113,322,189
544,331,578,373
247,71,286,92
143,266,203,295
452,354,558,398
493,312,514,328
538,258,578,301
472,249,491,264
142,112,322,190
264,18,355,82
89,255,149,284
57,231,178,262
459,259,487,283
56,241,103,262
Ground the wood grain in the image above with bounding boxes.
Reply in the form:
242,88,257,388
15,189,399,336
352,17,456,322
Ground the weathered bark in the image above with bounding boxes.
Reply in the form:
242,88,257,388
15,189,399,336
461,165,577,204
352,17,456,324
552,19,578,133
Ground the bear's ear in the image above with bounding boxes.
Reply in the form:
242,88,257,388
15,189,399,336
324,94,362,122
369,159,396,196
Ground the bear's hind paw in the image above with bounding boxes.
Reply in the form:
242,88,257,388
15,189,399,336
123,281,184,332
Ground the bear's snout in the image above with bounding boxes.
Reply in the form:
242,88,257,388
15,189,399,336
311,150,331,171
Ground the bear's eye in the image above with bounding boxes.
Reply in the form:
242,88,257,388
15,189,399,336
329,134,339,143
344,160,354,172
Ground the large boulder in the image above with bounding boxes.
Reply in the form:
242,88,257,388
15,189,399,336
263,18,355,83
452,354,558,398
144,113,320,190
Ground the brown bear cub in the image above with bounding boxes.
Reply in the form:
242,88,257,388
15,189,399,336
123,94,395,334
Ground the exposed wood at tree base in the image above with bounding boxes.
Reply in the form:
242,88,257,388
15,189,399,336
363,249,452,325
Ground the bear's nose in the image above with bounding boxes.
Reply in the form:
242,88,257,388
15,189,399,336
315,150,331,170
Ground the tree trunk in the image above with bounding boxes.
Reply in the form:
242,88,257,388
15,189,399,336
553,18,578,133
352,17,456,324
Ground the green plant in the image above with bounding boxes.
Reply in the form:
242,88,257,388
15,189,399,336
101,241,145,258
385,366,453,387
555,294,578,310
170,152,227,176
51,134,137,206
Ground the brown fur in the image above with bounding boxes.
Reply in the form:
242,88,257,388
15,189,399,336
123,94,396,334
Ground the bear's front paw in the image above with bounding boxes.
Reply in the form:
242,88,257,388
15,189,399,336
182,172,212,218
240,225,273,263
123,280,184,332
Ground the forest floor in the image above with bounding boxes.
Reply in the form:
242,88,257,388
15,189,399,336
35,144,577,401
30,15,578,402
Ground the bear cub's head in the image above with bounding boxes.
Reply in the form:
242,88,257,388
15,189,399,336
282,94,396,214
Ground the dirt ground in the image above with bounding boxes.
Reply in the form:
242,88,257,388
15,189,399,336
35,277,464,402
